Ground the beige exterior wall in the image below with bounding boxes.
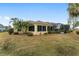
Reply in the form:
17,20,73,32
28,24,48,35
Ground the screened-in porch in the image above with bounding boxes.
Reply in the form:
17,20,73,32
28,25,47,32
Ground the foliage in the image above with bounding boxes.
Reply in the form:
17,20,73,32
76,31,79,34
8,28,14,35
75,21,79,26
68,3,79,29
13,32,19,35
10,18,22,32
10,18,31,33
26,32,33,36
21,21,31,33
68,3,79,17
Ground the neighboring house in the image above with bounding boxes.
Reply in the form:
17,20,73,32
26,21,62,35
54,23,63,29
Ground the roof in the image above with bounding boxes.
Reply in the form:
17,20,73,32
27,21,56,26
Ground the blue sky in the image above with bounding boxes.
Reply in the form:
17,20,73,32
0,3,68,26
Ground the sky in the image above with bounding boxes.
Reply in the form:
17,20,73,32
0,3,68,26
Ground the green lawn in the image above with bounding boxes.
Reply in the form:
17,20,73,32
0,32,79,56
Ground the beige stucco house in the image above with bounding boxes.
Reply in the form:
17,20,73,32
27,21,54,35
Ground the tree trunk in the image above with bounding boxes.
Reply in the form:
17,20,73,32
68,16,73,30
73,17,77,29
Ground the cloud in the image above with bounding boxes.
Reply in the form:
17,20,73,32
4,16,10,20
0,16,11,26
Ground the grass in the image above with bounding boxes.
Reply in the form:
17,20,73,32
0,32,79,56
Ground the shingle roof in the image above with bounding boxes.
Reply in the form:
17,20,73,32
27,21,56,26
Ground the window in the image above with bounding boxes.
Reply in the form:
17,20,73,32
48,26,53,31
43,26,46,31
38,26,41,31
37,25,46,31
29,26,34,31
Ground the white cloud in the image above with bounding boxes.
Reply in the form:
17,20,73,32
0,16,11,26
4,16,10,20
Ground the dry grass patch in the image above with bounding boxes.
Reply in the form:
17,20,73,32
0,32,79,55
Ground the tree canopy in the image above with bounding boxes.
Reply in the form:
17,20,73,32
68,3,79,29
10,18,31,33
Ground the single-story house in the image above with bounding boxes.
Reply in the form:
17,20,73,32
13,21,70,35
26,21,59,35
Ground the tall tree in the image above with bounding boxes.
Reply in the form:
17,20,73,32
10,18,22,32
68,3,79,29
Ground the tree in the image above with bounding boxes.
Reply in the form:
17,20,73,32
10,18,22,32
10,18,32,33
21,21,32,33
68,3,79,29
75,21,79,27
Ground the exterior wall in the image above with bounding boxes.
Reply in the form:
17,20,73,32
29,31,48,35
28,24,48,35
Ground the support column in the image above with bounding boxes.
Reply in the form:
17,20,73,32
46,26,48,33
34,24,38,33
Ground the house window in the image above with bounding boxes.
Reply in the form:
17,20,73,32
43,26,46,31
29,26,34,31
48,26,53,31
37,26,46,31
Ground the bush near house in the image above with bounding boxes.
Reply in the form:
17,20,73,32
8,28,14,35
26,32,33,36
76,31,79,34
13,32,19,35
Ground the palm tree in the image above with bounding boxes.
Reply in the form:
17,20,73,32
10,18,22,32
10,18,32,33
68,3,79,29
21,21,32,33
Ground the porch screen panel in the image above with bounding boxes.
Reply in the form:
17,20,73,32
43,26,46,31
29,26,34,31
37,26,46,31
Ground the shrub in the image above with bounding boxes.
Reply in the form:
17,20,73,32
27,32,33,36
13,32,19,35
48,31,60,34
23,32,28,34
76,31,79,34
8,28,14,35
69,30,73,32
48,31,53,34
44,33,48,35
64,30,73,33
